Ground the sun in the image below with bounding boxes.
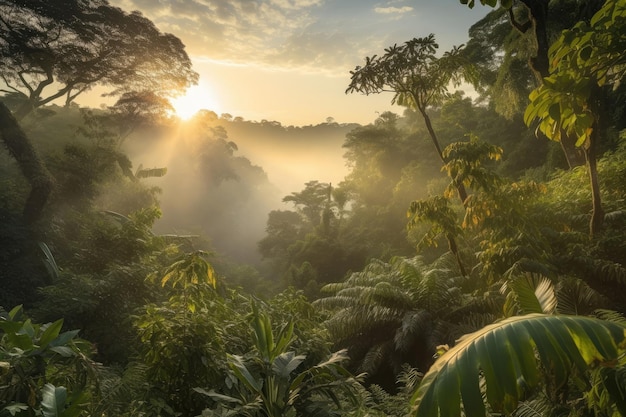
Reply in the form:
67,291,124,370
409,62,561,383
171,82,219,120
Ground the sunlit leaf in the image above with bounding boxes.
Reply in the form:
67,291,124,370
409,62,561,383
411,315,626,417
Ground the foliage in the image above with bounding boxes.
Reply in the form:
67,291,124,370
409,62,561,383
0,306,97,417
525,0,626,147
34,207,171,364
315,256,473,390
347,35,475,112
197,302,364,417
0,0,197,119
134,253,249,416
410,314,626,417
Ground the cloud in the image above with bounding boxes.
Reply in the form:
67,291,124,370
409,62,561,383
113,0,321,64
373,6,413,15
109,0,456,75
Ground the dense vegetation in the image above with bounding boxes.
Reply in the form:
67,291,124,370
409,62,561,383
1,0,625,416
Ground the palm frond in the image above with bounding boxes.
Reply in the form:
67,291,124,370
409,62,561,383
557,278,607,315
394,310,434,353
502,275,557,316
411,314,626,417
512,396,553,417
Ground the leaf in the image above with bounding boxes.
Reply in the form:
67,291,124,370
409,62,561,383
6,305,23,320
273,352,306,380
548,102,560,121
41,384,67,417
411,314,626,417
49,346,75,357
503,277,557,315
48,330,80,348
39,320,64,348
193,387,242,404
578,45,593,62
1,404,29,416
228,354,262,393
39,242,60,280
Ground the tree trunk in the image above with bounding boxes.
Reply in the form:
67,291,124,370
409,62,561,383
517,0,586,168
419,107,469,205
0,102,54,224
559,131,585,169
418,107,468,277
586,142,603,238
447,233,467,278
586,84,606,238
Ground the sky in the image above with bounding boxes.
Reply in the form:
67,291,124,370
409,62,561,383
100,0,489,126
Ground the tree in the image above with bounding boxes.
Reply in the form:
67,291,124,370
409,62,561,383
0,0,197,222
524,0,626,236
314,256,472,391
0,0,197,120
282,181,333,229
347,35,476,205
459,0,605,168
134,252,249,416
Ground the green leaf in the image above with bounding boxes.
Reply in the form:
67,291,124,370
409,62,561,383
548,102,560,121
411,315,626,417
49,346,75,357
48,330,80,348
228,354,262,392
273,352,306,380
0,320,22,334
193,387,243,404
578,45,593,62
41,384,67,417
39,320,64,348
7,305,23,320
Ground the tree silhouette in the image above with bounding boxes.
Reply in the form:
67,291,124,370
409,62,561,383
347,35,476,205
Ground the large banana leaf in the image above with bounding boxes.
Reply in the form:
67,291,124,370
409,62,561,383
411,314,626,417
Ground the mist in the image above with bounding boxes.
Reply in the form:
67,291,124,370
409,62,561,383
122,111,358,264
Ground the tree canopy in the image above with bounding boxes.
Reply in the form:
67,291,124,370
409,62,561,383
0,0,198,119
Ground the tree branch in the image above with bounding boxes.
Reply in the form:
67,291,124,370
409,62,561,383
508,6,532,33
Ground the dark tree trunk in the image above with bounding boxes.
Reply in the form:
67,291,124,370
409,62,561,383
447,233,467,278
516,0,586,167
0,102,54,224
520,0,550,81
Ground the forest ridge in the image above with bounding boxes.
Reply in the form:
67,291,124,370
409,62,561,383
1,0,626,416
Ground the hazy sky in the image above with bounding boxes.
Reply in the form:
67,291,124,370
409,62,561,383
102,0,489,126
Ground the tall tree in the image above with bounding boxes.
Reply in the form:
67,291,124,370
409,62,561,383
0,0,197,222
459,0,605,167
347,35,475,205
0,0,197,120
524,0,626,236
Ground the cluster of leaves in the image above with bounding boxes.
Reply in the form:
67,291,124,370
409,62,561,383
0,306,97,417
